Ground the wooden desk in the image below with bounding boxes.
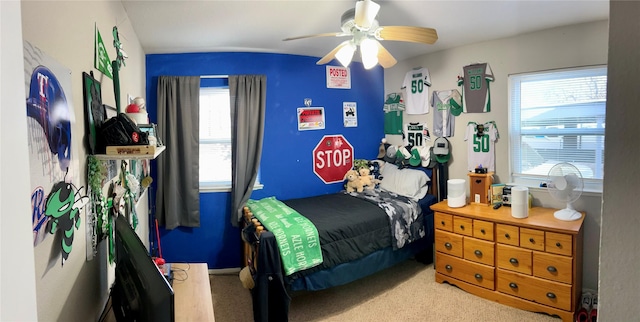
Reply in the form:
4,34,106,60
171,263,215,321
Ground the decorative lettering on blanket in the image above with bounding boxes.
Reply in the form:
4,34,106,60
247,197,323,275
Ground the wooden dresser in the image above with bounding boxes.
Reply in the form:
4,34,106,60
431,201,584,321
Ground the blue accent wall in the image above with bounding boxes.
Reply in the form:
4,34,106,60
146,52,384,268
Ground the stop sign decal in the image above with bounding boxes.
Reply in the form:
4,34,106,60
313,135,354,184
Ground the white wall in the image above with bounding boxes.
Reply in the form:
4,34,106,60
599,1,640,320
1,1,39,320
384,20,609,291
19,1,146,320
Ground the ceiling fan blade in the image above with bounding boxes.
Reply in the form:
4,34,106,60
316,41,351,65
376,26,438,44
376,41,397,68
355,0,380,30
283,32,346,41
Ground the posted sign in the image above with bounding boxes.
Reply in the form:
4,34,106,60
326,66,351,89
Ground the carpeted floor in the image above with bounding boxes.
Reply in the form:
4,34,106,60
210,259,561,322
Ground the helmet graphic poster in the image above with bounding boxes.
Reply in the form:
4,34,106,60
26,65,72,171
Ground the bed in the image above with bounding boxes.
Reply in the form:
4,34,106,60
242,161,438,322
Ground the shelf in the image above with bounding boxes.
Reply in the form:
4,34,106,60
93,145,165,160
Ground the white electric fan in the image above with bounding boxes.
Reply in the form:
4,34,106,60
546,162,584,221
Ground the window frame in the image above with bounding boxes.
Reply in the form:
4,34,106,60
508,65,606,193
198,84,262,192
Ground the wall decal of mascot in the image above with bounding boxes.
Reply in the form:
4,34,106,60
44,175,89,266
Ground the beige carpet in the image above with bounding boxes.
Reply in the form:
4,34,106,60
210,259,561,322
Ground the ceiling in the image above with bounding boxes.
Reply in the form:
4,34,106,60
121,0,609,63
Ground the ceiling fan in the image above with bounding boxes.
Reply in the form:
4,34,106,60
283,0,438,69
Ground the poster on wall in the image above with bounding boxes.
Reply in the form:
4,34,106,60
25,41,87,267
343,102,357,127
297,107,325,131
326,65,351,89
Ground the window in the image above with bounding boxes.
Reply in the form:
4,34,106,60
509,66,606,192
199,87,232,190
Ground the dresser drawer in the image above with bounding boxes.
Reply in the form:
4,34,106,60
496,244,532,275
497,269,572,311
464,237,495,266
473,219,494,241
545,232,573,256
453,216,473,236
533,251,573,284
520,228,545,251
436,252,495,290
496,224,519,246
435,212,453,232
435,230,463,258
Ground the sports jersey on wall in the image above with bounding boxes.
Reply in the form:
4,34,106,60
401,67,431,114
403,122,430,148
383,92,405,135
457,63,494,113
431,89,461,137
464,121,499,171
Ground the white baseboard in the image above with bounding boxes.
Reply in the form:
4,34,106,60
208,267,241,275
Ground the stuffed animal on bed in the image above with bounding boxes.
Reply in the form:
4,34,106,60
368,160,383,189
357,167,375,190
343,169,365,193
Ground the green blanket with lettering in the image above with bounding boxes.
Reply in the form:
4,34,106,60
247,197,323,275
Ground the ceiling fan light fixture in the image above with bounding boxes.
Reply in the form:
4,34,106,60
355,0,380,30
360,38,379,69
335,41,356,67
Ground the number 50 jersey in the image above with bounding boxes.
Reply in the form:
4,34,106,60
401,67,432,115
464,121,499,171
404,122,431,148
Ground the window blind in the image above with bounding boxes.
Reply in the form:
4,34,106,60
509,66,606,191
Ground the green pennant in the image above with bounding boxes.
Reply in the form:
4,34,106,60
94,25,113,79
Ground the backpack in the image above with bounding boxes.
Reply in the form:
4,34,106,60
97,113,149,153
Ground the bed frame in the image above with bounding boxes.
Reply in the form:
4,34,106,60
242,166,439,272
241,165,439,321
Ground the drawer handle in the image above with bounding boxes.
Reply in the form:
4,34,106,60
445,264,452,271
556,242,562,247
460,225,465,230
547,266,557,273
444,242,452,249
505,233,510,239
546,292,557,299
509,258,519,264
509,282,518,289
474,273,482,280
441,220,446,226
529,237,535,243
476,179,482,184
474,250,482,257
480,229,486,234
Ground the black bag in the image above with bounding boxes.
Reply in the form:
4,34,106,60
97,113,149,152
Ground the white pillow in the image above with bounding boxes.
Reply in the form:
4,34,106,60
379,163,430,200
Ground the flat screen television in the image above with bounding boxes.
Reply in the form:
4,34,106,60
111,215,174,322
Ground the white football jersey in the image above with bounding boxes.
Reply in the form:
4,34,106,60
403,122,430,148
401,68,432,115
464,121,499,171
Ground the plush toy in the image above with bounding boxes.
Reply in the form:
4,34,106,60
343,169,364,193
358,167,375,190
368,160,383,188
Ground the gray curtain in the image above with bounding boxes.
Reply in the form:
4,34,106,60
230,75,266,227
156,76,201,229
